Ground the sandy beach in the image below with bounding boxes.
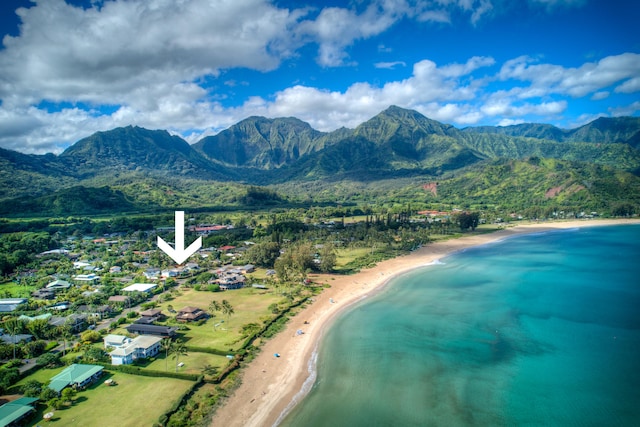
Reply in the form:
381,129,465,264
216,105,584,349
210,219,640,427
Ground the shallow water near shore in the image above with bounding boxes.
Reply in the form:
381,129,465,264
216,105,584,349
280,225,640,426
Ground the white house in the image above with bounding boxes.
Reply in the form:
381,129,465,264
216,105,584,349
161,269,179,279
104,334,131,349
73,273,100,284
46,279,72,291
121,283,157,293
108,335,163,365
143,268,161,280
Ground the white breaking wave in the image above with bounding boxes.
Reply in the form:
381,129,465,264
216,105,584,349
273,346,319,426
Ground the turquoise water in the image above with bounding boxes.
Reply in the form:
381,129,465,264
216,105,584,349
280,225,640,427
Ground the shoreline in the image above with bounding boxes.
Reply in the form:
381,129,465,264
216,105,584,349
210,219,640,427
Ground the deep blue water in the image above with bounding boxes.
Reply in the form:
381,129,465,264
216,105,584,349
280,225,640,427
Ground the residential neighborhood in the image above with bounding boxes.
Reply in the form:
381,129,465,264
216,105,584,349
0,226,278,426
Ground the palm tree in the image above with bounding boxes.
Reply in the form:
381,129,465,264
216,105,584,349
171,339,188,372
208,300,222,330
221,300,234,326
3,319,24,360
58,326,74,357
161,338,173,372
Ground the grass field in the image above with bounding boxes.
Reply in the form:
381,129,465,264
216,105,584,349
14,366,66,390
156,287,284,350
25,371,194,427
145,351,231,376
0,280,37,298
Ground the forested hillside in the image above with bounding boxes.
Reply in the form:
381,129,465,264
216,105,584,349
1,106,639,216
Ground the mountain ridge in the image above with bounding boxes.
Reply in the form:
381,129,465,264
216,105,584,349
1,106,640,204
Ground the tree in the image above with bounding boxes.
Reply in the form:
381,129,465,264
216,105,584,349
221,300,234,325
208,301,222,330
25,318,50,339
39,387,58,402
171,339,188,372
23,340,46,358
57,326,74,356
161,338,173,372
0,368,20,394
318,242,337,273
83,346,107,363
61,387,76,405
22,379,43,397
36,352,63,368
456,212,480,231
2,319,25,360
80,330,101,343
245,242,281,268
48,397,64,410
274,242,314,283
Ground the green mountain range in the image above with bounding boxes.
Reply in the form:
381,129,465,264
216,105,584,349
1,106,639,215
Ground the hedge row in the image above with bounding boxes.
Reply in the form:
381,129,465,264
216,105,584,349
105,365,199,381
156,376,204,427
183,346,237,357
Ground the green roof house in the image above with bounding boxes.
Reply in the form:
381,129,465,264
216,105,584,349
48,364,104,393
0,397,38,427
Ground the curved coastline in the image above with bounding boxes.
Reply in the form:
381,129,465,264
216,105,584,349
209,219,640,427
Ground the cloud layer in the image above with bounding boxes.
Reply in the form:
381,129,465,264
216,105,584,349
0,0,638,153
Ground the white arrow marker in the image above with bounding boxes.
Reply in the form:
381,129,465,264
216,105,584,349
157,211,202,265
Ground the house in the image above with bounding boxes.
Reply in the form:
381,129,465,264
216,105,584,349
0,333,33,345
185,262,199,271
0,397,39,427
104,334,130,349
240,264,255,273
126,324,177,337
109,266,122,273
48,314,88,332
108,295,131,304
38,248,70,257
73,261,94,270
217,274,246,291
47,301,71,311
18,313,52,323
48,364,104,393
108,335,163,365
76,305,112,318
31,288,55,300
143,268,161,280
138,309,165,322
73,273,100,284
176,306,208,322
122,283,157,293
46,279,72,291
161,269,179,279
0,299,27,312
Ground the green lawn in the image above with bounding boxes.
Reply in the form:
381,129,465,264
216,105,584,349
26,372,194,427
14,366,66,390
0,280,37,298
156,287,283,350
145,351,231,376
335,247,372,267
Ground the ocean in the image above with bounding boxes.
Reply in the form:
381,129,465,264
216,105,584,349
280,225,640,427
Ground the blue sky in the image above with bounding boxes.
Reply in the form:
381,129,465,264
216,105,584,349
0,0,639,154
